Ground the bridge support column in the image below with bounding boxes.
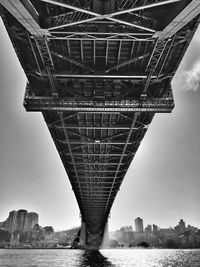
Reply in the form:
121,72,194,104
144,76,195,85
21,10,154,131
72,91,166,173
84,220,109,250
80,220,87,248
102,220,109,246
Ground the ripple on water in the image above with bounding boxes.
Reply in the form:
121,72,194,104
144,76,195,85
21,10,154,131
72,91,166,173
1,248,200,267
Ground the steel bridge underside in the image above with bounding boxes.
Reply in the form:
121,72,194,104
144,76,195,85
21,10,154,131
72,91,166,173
0,0,200,248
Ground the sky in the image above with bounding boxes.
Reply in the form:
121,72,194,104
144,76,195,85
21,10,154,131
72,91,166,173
0,18,200,232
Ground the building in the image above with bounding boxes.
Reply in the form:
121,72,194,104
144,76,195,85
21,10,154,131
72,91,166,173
3,210,39,233
153,224,158,232
135,217,143,233
145,225,152,234
174,219,186,235
179,219,186,234
24,213,39,232
6,211,18,233
15,210,27,232
123,226,133,232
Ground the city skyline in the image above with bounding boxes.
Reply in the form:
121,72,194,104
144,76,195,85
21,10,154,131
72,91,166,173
1,209,197,234
0,18,200,231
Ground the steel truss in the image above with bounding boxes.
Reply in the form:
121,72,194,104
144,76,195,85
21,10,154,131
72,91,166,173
1,0,200,248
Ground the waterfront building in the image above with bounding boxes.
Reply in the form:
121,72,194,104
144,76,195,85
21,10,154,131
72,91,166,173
115,229,124,242
145,224,152,234
3,210,39,233
24,212,39,232
174,219,186,235
123,226,133,232
153,224,158,232
6,211,18,233
179,219,186,234
15,210,27,232
135,217,144,233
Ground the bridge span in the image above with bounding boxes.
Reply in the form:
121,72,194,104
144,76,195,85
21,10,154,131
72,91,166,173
0,0,200,249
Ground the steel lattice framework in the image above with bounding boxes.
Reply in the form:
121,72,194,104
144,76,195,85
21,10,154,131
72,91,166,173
0,0,200,248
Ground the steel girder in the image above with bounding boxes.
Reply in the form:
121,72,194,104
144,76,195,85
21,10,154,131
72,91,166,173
1,0,200,248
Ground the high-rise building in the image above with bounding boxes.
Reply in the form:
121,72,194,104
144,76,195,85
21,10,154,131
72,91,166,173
135,217,143,233
153,224,158,232
178,219,186,234
24,212,39,232
3,210,39,233
6,210,18,233
15,210,27,232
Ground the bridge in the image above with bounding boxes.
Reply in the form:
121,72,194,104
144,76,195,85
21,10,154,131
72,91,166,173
0,0,199,249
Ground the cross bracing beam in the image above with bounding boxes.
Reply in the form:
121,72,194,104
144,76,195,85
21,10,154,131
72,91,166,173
81,201,114,205
40,0,181,15
50,37,153,42
73,163,128,166
49,10,93,30
73,186,120,189
107,0,181,16
51,125,137,130
105,53,150,73
40,0,156,32
33,37,58,97
0,0,50,36
75,185,120,188
73,177,122,180
85,208,105,211
40,0,181,33
49,32,153,42
61,141,135,145
35,72,158,79
46,112,78,127
75,190,118,194
77,195,116,199
50,50,94,72
35,37,54,69
74,170,124,174
79,196,115,202
156,0,200,40
62,153,133,156
27,34,43,76
146,40,169,72
78,176,120,180
70,144,128,152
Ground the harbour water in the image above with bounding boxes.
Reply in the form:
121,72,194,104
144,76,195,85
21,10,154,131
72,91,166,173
1,248,200,267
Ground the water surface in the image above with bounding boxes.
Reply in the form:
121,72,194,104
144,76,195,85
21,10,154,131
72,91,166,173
1,248,200,266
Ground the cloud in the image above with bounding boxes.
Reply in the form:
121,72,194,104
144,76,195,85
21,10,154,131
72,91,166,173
174,58,200,92
172,25,200,92
182,59,200,91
